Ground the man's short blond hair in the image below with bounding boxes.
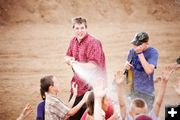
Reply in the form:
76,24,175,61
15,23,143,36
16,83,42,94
72,17,87,28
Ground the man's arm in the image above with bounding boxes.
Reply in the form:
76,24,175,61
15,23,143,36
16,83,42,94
134,45,158,75
138,53,155,74
115,71,127,120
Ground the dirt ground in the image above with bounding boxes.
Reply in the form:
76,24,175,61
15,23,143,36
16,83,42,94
0,0,180,120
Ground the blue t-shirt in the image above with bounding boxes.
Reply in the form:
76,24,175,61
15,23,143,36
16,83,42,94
36,100,45,120
127,47,158,95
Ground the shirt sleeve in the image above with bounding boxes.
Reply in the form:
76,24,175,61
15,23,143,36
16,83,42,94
49,100,70,119
87,40,105,69
127,48,134,63
147,48,158,69
66,40,73,56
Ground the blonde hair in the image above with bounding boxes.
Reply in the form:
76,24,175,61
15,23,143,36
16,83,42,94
130,98,148,111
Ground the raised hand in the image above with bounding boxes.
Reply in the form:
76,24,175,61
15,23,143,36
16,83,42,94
114,70,125,85
17,103,33,120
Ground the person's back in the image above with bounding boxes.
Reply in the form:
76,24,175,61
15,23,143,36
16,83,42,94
36,100,45,120
45,93,70,120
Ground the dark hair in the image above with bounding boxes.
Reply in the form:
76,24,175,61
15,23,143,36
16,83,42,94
176,56,180,64
131,32,149,46
40,75,54,100
86,91,94,116
72,17,87,28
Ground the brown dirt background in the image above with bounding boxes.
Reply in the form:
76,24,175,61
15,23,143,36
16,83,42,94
0,0,180,119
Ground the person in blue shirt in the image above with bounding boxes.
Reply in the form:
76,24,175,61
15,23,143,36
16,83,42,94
36,87,45,120
124,32,158,111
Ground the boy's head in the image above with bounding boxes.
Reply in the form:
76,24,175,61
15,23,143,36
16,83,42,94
130,98,148,118
72,17,87,41
40,75,60,95
131,32,149,46
72,17,87,29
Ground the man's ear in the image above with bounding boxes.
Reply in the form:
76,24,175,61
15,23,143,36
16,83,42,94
49,85,54,91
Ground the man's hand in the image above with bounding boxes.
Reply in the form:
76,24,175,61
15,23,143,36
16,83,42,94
134,45,144,54
124,61,133,70
64,56,76,66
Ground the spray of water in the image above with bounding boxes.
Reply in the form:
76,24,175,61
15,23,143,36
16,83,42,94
72,63,121,118
72,63,105,88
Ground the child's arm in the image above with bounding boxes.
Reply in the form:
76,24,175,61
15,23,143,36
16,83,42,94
154,64,178,116
67,91,89,116
16,103,33,120
115,71,127,120
67,82,78,108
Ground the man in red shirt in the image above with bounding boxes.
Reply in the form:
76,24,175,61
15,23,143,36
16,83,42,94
65,17,106,120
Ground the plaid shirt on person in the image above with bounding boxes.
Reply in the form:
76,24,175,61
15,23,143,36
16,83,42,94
45,93,70,120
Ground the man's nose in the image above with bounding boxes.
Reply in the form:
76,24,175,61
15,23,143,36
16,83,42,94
78,29,82,32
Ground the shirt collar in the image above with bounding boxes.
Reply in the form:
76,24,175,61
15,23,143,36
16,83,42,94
76,33,89,44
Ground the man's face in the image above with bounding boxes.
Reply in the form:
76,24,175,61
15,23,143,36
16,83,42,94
73,23,87,41
133,43,147,52
52,77,60,94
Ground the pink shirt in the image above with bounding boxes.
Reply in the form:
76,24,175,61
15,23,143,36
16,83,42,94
66,34,106,96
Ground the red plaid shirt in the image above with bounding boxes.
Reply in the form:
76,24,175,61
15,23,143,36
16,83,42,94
66,34,106,96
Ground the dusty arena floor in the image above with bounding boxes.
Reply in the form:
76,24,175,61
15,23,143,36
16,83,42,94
0,0,180,119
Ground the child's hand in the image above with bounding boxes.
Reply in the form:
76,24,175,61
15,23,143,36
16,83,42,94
114,70,125,85
82,91,90,102
17,103,32,120
72,82,78,96
157,64,179,82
